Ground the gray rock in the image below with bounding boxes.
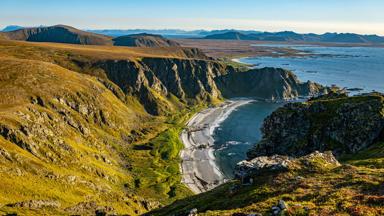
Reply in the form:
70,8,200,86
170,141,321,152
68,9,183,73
235,155,292,179
235,151,340,180
6,200,60,209
278,200,287,210
188,208,198,216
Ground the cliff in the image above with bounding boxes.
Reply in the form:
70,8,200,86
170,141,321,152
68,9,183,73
247,93,384,158
215,67,327,100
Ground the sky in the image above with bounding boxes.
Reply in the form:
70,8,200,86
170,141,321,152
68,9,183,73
1,0,384,35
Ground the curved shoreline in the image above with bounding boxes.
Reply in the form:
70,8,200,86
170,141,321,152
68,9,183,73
180,99,253,193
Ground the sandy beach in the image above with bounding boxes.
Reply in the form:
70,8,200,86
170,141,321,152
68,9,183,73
180,99,253,193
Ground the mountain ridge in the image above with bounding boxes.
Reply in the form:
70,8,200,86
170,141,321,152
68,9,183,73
0,25,183,48
203,30,384,43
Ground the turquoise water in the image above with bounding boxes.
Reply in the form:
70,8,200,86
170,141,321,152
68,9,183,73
241,45,384,93
213,101,283,178
213,45,384,178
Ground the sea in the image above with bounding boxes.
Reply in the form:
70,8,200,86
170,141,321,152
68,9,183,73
213,45,384,178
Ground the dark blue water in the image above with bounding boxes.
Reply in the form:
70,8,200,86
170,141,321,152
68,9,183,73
213,101,283,178
241,45,384,94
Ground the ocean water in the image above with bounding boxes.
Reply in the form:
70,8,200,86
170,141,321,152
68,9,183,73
213,45,384,178
213,101,283,178
241,45,384,93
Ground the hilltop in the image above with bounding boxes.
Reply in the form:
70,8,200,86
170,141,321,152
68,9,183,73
113,33,180,47
0,25,113,45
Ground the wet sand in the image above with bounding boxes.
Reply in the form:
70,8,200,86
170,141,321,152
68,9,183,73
180,99,253,193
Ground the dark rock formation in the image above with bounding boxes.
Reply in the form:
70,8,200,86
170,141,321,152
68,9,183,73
247,93,384,159
90,58,327,115
113,33,180,47
215,67,327,100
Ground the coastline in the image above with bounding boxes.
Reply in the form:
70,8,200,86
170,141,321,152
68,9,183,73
180,99,253,193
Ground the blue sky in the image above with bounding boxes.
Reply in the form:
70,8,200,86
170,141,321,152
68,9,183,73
1,0,384,34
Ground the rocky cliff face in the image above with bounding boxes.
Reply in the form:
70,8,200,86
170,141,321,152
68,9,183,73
92,58,228,115
89,60,328,115
247,93,384,159
215,67,327,100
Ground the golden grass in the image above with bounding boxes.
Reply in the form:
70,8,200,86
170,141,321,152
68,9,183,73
0,39,205,61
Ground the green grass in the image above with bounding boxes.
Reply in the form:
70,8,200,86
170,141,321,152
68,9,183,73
128,105,206,205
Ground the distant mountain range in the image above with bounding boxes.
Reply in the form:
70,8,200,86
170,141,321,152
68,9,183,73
203,31,384,43
87,29,262,38
2,25,384,43
0,25,182,48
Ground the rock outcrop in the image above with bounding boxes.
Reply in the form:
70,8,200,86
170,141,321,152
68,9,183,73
235,151,340,180
247,93,384,159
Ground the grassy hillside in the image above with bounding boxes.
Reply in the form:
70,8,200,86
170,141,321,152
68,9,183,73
0,40,212,215
0,38,336,215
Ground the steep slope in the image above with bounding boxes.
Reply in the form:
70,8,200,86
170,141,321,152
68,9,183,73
0,25,113,45
153,93,384,216
215,67,326,100
113,33,180,47
0,56,160,215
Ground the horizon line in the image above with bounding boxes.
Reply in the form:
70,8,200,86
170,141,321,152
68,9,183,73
2,24,384,37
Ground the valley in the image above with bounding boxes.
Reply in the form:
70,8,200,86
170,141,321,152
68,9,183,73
0,21,383,216
0,25,327,215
